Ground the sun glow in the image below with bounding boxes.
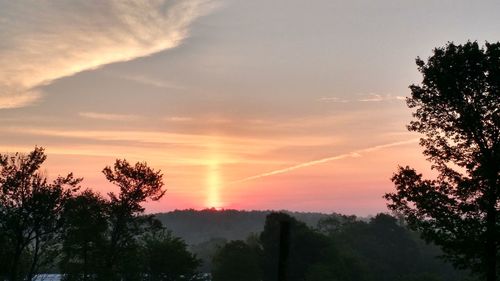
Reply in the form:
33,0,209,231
206,157,222,208
205,139,225,209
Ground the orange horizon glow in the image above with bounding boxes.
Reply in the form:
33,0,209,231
0,129,432,216
0,132,432,216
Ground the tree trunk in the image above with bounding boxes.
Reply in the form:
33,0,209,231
277,220,290,281
484,169,498,281
27,235,40,281
10,249,20,281
485,204,496,281
10,232,25,281
83,241,88,281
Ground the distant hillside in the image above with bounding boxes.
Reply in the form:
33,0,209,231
154,209,335,245
154,210,465,279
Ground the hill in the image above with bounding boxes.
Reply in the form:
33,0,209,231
154,209,337,245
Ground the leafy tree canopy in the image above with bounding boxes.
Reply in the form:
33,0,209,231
0,147,80,281
212,240,262,281
385,41,500,281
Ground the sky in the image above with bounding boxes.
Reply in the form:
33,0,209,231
1,0,500,215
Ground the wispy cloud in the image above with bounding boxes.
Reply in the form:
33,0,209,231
358,93,406,102
317,97,349,103
162,116,231,124
109,73,185,90
319,93,406,103
232,139,418,184
163,116,194,122
79,112,141,121
2,127,335,154
0,0,213,109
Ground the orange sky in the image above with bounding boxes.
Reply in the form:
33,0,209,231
1,0,499,215
4,130,431,215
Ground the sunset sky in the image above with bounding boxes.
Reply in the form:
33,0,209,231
1,0,500,215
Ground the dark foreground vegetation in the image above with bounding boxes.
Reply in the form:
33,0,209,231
0,148,200,281
385,41,500,281
162,209,469,281
1,42,499,281
210,212,468,281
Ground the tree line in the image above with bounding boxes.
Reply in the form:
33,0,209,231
210,212,469,281
155,209,333,245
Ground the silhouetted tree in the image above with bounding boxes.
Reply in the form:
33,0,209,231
60,189,108,281
336,214,422,280
260,213,330,281
141,221,201,281
102,159,166,281
385,41,500,281
0,147,80,281
0,221,14,280
317,214,357,236
212,240,262,281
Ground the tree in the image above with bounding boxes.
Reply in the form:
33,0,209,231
102,159,166,281
212,240,262,281
0,147,80,281
317,214,357,236
384,42,500,281
260,213,330,281
60,189,108,281
141,222,201,281
335,214,423,281
0,218,15,280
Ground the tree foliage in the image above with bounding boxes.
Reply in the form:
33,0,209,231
103,159,165,215
101,159,166,281
384,41,500,281
60,190,108,281
260,213,333,281
212,240,262,281
0,148,198,281
0,147,80,281
141,223,201,281
210,212,462,281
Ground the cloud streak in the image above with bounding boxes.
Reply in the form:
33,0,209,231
79,112,141,121
319,93,406,103
108,72,186,90
1,126,335,155
0,0,213,109
358,93,406,102
232,139,419,184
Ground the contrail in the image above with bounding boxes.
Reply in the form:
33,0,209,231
231,138,419,184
